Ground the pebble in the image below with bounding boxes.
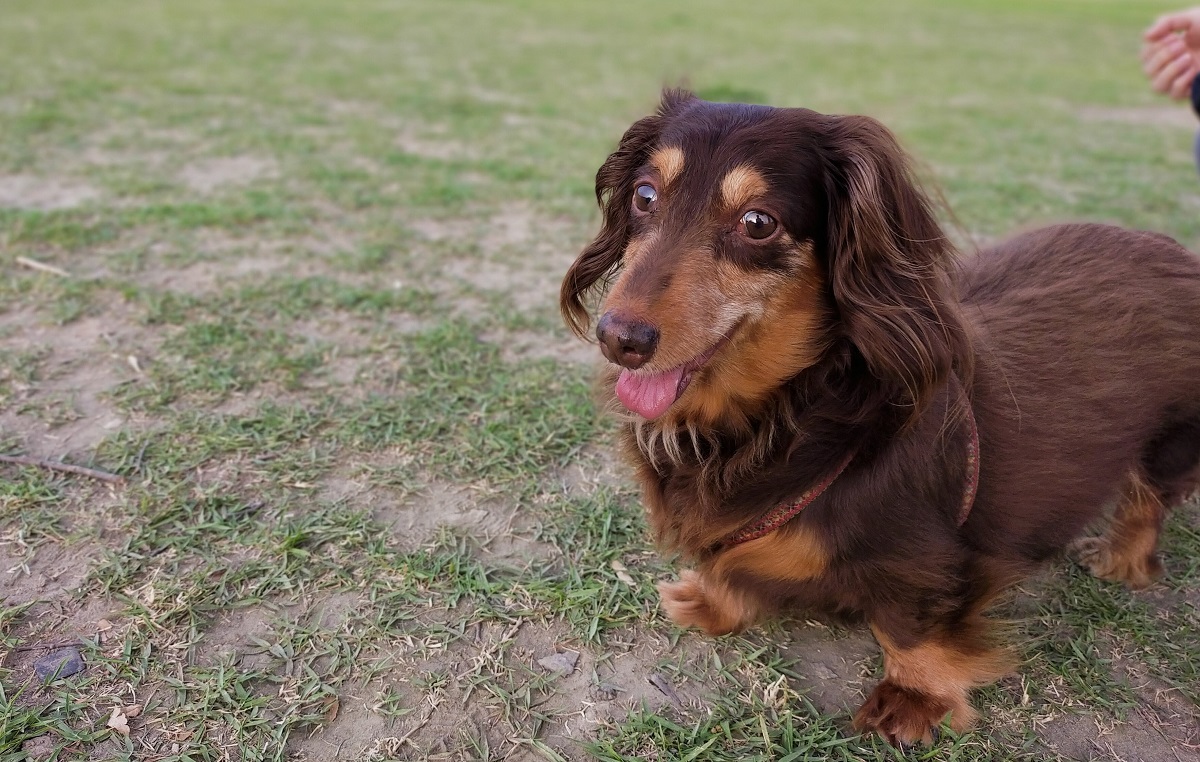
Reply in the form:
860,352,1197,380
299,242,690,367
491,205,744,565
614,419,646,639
537,650,580,675
33,647,84,682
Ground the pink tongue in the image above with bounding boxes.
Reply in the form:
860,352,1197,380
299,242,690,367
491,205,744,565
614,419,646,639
615,366,686,419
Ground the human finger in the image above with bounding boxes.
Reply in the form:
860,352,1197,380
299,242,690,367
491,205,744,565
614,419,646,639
1152,50,1196,94
1145,12,1193,43
1142,37,1186,73
1169,62,1200,99
1143,46,1189,85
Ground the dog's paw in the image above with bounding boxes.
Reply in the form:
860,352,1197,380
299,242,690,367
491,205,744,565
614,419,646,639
853,680,971,747
657,570,738,636
1070,536,1162,589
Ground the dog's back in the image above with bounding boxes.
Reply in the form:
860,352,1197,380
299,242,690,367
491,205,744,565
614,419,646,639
960,223,1200,562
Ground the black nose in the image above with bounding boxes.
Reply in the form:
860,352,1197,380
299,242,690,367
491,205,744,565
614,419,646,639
596,312,659,369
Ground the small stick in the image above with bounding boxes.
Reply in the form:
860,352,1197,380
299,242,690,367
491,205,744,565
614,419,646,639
647,672,684,710
132,441,150,473
15,256,70,277
0,454,124,484
12,638,84,653
393,705,435,749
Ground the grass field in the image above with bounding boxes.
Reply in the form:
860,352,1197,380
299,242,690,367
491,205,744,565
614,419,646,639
2,1,1199,760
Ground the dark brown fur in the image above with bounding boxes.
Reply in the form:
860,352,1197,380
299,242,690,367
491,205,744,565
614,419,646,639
561,91,1200,745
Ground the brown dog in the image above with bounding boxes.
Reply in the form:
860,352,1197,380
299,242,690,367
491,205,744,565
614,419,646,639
560,90,1200,745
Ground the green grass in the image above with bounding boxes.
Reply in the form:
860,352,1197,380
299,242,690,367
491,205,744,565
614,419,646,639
1,0,1198,760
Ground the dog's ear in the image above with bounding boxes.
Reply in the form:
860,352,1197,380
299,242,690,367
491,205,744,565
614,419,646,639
820,115,968,415
561,90,696,338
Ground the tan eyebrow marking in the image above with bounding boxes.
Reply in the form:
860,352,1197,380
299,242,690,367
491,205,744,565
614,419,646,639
622,229,659,267
720,165,768,210
650,146,685,188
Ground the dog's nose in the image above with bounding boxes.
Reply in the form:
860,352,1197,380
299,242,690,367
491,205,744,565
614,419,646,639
596,312,659,369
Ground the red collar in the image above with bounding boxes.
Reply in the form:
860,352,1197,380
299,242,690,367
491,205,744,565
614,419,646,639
723,398,981,548
724,448,858,547
956,401,981,526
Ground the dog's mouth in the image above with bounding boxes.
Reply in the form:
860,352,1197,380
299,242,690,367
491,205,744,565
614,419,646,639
614,331,735,419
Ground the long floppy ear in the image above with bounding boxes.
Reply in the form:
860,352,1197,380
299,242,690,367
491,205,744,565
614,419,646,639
560,89,695,338
820,115,970,417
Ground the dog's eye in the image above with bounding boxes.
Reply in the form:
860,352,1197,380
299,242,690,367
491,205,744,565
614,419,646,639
741,210,777,240
633,184,658,213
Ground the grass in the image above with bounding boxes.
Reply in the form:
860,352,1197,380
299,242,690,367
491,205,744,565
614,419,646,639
1,0,1198,760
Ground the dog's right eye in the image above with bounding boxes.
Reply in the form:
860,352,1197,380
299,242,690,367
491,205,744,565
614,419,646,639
741,210,777,240
633,184,658,213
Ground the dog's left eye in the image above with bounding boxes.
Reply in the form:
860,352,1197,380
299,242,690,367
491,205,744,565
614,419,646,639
633,184,658,213
741,210,777,240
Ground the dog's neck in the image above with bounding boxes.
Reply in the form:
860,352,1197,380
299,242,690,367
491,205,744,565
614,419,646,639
617,351,914,557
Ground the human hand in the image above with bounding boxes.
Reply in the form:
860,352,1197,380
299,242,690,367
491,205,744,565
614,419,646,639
1142,8,1200,100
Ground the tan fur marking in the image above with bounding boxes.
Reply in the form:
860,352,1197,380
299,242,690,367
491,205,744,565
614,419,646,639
711,524,828,582
685,242,828,425
658,523,827,635
658,569,757,635
621,229,659,268
651,146,685,188
874,627,1011,704
720,164,768,211
856,626,1013,743
1074,469,1165,588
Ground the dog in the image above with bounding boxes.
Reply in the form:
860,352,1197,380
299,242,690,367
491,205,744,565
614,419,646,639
559,90,1200,746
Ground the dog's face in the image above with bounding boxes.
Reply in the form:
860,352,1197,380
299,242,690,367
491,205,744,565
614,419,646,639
563,91,962,427
593,103,832,425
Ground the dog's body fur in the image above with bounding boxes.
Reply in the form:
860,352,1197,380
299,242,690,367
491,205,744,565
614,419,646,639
560,92,1200,745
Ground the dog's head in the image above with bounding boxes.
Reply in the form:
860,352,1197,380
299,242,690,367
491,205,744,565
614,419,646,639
562,91,966,428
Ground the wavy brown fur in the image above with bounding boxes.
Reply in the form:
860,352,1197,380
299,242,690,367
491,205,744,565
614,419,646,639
561,91,1200,745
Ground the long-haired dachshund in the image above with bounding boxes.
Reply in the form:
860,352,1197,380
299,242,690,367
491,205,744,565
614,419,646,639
560,90,1200,745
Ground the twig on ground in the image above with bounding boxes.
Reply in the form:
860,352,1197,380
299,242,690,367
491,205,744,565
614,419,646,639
132,440,150,473
15,256,71,277
12,638,84,653
647,672,684,710
389,703,437,752
0,454,124,484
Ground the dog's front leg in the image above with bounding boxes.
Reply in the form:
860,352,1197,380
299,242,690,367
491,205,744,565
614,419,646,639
657,568,759,636
853,620,1013,746
658,526,828,635
662,528,830,633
